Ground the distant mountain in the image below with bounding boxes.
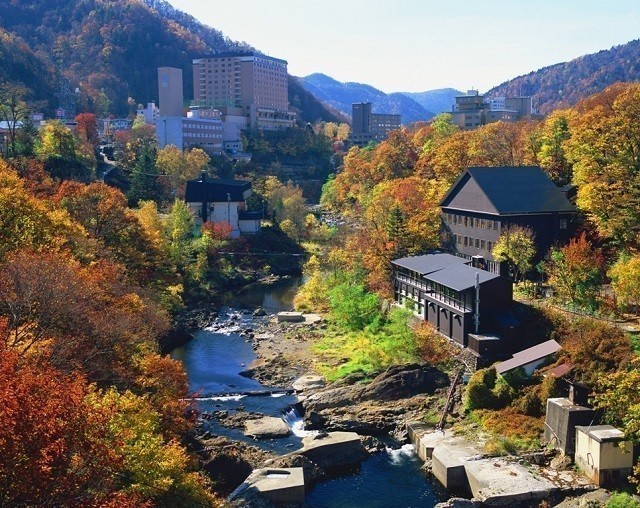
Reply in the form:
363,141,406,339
300,73,435,124
0,0,342,122
487,40,640,114
400,89,462,116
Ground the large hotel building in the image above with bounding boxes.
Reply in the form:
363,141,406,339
192,52,295,130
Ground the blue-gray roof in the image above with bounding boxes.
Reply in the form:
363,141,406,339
392,253,469,275
426,263,500,291
440,166,575,215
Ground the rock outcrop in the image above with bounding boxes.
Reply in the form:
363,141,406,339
245,417,291,439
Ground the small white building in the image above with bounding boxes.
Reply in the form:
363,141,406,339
137,102,159,124
184,173,261,238
575,425,633,487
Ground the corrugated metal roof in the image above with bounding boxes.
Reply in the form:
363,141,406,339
495,339,561,375
426,263,500,291
391,253,469,275
547,363,573,378
441,166,575,215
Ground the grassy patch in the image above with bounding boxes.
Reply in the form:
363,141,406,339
473,408,544,454
313,311,420,382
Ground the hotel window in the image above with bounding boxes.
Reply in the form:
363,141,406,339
559,218,568,230
493,220,498,230
464,236,468,247
481,240,485,250
487,241,492,252
464,216,468,227
475,238,480,248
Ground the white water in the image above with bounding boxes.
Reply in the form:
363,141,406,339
386,443,417,464
283,407,320,437
196,394,247,402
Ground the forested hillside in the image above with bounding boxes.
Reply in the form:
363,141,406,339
400,88,461,116
488,39,640,114
0,0,341,122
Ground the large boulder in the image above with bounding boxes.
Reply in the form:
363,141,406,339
303,384,362,412
360,364,449,401
292,374,325,392
245,417,291,439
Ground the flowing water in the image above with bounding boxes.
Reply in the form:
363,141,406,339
171,278,445,506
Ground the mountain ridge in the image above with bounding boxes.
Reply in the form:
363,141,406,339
0,0,342,122
299,72,445,124
486,40,640,113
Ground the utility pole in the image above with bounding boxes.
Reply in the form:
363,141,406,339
474,272,480,333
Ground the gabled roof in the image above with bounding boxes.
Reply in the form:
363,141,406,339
392,253,469,275
495,339,561,375
185,178,251,203
440,166,575,215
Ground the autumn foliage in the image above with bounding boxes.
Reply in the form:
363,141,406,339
0,151,221,503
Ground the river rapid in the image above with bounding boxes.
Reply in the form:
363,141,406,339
170,277,446,507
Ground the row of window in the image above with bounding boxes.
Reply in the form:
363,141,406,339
444,213,499,230
454,234,493,252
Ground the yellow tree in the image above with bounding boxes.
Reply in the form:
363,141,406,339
156,145,210,198
569,83,640,250
608,254,640,313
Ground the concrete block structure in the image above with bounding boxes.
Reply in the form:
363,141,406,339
464,459,556,504
544,398,595,456
575,426,633,487
229,467,305,505
432,442,478,490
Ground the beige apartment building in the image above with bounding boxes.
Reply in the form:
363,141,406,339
192,52,295,130
450,90,539,130
158,67,184,117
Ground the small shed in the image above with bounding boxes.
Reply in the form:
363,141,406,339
575,425,633,487
495,339,561,378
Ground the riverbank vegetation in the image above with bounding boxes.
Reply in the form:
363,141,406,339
0,91,346,503
294,83,640,484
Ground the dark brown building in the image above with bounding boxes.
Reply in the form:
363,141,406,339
440,166,576,276
392,253,515,352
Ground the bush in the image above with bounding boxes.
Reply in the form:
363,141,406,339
466,368,498,410
607,492,640,508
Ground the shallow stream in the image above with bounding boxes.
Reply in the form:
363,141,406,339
170,278,446,506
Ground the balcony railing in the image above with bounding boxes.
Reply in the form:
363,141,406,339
396,275,472,312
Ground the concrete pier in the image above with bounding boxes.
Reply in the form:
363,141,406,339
465,459,557,505
298,431,367,471
431,439,482,491
229,467,305,505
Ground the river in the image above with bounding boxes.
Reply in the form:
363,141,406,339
171,277,446,507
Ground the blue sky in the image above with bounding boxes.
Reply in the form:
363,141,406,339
168,0,639,93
